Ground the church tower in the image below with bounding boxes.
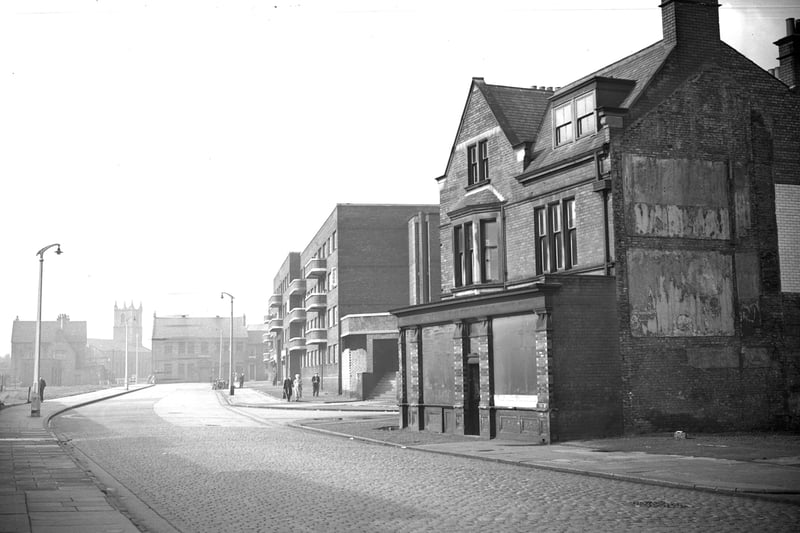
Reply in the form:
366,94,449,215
113,302,143,346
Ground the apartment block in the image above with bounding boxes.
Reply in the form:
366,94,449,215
264,204,438,398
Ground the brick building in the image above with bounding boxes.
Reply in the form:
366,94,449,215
264,204,438,398
151,314,248,383
11,314,88,387
392,1,800,442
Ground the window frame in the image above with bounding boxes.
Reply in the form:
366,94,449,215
453,214,502,289
453,222,474,287
564,198,578,268
478,140,489,182
480,219,499,282
553,91,596,147
467,144,479,185
575,92,596,138
554,102,573,146
466,139,489,186
535,198,577,274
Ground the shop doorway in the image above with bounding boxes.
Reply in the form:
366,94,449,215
464,353,480,435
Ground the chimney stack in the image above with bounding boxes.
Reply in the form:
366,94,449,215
774,17,800,89
660,0,721,54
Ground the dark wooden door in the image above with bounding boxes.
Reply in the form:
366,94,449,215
464,359,480,435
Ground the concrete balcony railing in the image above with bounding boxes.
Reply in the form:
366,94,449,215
287,337,306,353
304,292,327,313
305,328,328,345
304,257,327,278
288,278,306,296
268,293,282,309
287,307,307,324
268,317,283,332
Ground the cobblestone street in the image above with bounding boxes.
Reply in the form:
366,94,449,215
51,385,799,533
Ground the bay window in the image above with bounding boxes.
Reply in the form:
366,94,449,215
454,216,501,288
454,222,474,287
480,219,499,282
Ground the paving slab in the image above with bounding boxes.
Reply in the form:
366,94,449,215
0,386,148,533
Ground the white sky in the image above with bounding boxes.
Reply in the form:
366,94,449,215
1,0,796,350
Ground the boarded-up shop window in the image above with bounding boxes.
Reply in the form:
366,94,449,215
422,324,455,405
493,314,538,408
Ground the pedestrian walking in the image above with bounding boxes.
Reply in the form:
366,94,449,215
238,373,244,389
283,375,293,402
311,373,320,397
293,374,302,401
39,377,46,402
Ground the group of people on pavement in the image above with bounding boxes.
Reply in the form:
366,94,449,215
282,372,321,401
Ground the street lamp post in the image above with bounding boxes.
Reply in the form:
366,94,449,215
135,332,139,385
124,319,129,391
31,243,62,417
218,328,223,381
220,292,235,396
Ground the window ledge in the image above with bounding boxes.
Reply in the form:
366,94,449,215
465,179,491,192
450,282,505,297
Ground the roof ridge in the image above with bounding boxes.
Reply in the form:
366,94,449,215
555,40,672,96
484,82,554,93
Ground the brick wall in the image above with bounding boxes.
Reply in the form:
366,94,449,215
548,275,621,440
614,45,800,432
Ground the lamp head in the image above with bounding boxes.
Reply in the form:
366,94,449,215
220,292,224,299
55,245,62,255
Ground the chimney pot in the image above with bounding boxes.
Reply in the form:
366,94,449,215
787,18,796,36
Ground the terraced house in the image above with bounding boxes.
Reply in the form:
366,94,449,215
393,0,800,442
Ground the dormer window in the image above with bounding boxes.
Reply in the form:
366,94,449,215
554,91,596,147
467,139,489,185
554,104,573,146
576,92,596,137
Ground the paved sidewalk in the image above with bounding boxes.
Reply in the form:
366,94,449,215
0,386,150,533
224,384,800,506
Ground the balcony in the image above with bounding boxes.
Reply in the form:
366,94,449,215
287,307,307,324
268,316,283,332
305,328,328,345
262,332,272,344
268,293,282,309
304,257,327,278
287,337,306,353
304,292,327,313
288,278,306,296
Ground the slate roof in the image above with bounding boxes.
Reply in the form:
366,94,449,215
11,320,87,344
553,41,673,110
525,41,674,176
448,186,505,216
476,80,553,147
87,338,151,353
152,316,248,339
